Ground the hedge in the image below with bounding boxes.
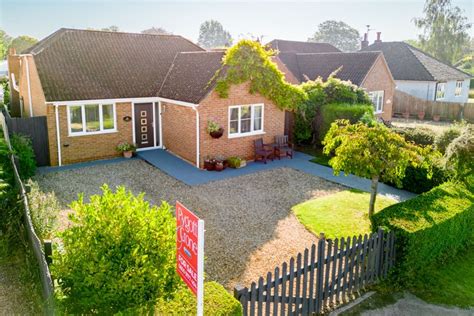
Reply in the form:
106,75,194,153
153,282,242,315
318,103,374,142
372,181,474,284
392,126,436,146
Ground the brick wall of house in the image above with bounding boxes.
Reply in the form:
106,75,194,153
361,55,395,121
161,102,197,164
198,82,285,166
46,102,133,166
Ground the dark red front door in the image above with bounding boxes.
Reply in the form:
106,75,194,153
134,103,154,148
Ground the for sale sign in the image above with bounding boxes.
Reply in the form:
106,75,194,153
176,201,204,314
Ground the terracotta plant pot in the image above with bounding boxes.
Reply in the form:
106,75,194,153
433,114,441,122
123,151,133,159
210,127,224,139
204,160,215,171
418,111,425,120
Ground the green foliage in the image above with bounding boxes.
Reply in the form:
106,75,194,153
26,180,58,241
397,162,448,194
1,78,10,107
10,134,36,180
445,125,474,185
115,142,136,153
52,185,179,314
392,126,436,146
214,40,307,111
434,124,462,154
8,35,37,54
308,20,361,52
0,29,12,60
198,20,232,48
414,0,471,64
206,120,222,133
293,77,370,144
154,282,242,315
372,181,474,285
227,156,242,168
319,103,374,142
323,121,425,187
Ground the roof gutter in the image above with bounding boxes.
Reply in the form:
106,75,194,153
46,96,198,108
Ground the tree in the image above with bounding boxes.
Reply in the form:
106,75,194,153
323,120,427,218
445,125,473,186
0,29,12,59
141,27,171,35
308,20,360,52
198,20,232,48
8,35,37,54
414,0,471,65
101,25,119,32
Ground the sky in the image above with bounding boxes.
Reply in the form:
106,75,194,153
0,0,473,44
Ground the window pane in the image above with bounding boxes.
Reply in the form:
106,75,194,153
102,104,114,130
229,121,238,134
230,108,239,121
241,118,251,133
241,106,251,119
254,116,262,131
70,106,83,133
254,105,262,118
85,104,100,132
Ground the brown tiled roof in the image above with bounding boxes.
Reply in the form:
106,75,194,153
277,52,382,85
268,39,341,54
361,42,470,81
26,28,203,101
295,52,382,85
158,51,225,104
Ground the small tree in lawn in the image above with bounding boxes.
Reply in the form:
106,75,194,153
323,120,426,219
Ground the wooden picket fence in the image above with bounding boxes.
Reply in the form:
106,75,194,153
234,229,395,316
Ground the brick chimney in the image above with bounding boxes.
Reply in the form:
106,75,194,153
361,33,369,49
374,32,382,43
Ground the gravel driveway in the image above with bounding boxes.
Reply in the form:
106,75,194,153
35,159,344,290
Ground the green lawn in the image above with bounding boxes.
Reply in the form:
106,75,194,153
292,190,397,239
409,246,474,308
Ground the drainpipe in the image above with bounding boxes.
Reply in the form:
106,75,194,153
21,54,34,117
55,105,62,166
192,106,200,168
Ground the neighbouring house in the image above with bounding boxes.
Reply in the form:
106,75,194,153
271,40,395,121
361,33,471,103
8,28,286,167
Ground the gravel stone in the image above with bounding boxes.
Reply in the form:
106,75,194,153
35,159,344,290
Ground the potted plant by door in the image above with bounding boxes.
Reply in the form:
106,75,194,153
116,142,136,158
207,120,224,139
203,156,216,171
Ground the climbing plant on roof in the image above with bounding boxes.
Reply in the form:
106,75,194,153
213,40,307,111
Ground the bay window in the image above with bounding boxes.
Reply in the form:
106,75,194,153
68,103,116,135
229,104,264,137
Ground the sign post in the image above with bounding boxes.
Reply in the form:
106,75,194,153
176,201,204,316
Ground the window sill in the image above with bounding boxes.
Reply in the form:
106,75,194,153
228,131,265,139
68,129,118,137
374,111,384,114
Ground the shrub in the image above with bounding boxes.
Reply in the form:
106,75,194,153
319,103,374,141
10,133,36,179
52,185,179,314
399,163,448,194
154,282,242,315
392,126,436,146
26,180,59,241
227,156,242,168
434,126,462,154
445,125,473,185
372,182,474,285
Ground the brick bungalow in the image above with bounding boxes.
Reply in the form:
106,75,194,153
269,39,395,121
8,29,287,167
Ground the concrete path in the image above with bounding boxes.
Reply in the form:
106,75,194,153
137,149,416,201
360,293,474,316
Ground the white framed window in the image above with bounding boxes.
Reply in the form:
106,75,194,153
228,104,264,138
455,81,463,97
436,82,446,100
67,103,117,136
368,91,384,113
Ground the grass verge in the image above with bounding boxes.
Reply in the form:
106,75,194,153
292,190,397,239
